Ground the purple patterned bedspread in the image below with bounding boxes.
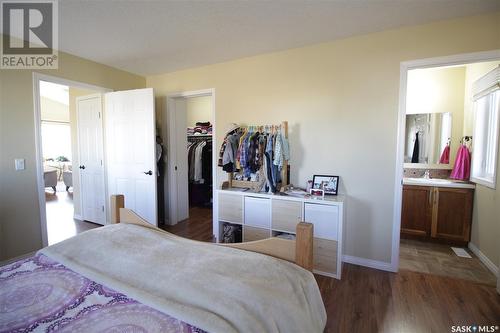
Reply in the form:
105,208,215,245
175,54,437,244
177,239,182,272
0,254,206,333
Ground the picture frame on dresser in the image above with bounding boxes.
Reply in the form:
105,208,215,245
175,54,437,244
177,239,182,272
312,175,339,195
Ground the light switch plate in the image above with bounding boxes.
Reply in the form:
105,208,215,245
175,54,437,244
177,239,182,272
15,158,25,170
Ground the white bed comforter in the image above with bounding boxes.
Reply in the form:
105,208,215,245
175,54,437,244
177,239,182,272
39,223,326,333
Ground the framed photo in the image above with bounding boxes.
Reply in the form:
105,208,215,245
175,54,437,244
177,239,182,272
312,175,339,195
310,188,324,198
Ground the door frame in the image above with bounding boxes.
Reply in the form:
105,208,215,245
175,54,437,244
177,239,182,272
392,49,500,272
75,93,107,225
33,72,111,247
164,89,216,226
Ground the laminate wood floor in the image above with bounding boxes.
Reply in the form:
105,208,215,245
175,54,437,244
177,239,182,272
400,239,497,286
163,208,500,332
45,183,100,245
159,206,214,242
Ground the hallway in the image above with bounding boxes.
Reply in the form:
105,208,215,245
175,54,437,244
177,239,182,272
45,182,100,245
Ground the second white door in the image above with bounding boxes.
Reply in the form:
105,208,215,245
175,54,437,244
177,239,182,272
76,94,106,225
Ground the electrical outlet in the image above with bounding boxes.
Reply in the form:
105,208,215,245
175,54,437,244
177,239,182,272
15,158,25,171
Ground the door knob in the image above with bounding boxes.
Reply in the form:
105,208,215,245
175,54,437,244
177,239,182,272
143,170,153,175
79,165,85,169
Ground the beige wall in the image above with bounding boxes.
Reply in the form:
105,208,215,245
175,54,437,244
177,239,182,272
186,96,212,127
0,43,145,260
40,97,69,122
463,61,500,269
147,12,500,264
406,66,466,166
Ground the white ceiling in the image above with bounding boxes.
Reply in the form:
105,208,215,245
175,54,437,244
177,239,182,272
59,0,500,76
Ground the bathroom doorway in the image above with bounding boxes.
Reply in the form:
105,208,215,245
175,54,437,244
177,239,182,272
393,51,500,287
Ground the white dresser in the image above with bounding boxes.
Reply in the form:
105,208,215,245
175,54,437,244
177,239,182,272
215,189,345,279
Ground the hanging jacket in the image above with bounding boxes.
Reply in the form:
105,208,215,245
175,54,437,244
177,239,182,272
222,132,242,173
411,132,420,163
248,132,261,173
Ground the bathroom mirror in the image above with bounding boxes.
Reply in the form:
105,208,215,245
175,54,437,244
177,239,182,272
404,112,452,165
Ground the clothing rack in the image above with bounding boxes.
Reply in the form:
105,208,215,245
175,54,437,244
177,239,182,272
226,121,289,192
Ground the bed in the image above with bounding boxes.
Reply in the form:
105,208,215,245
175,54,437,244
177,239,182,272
0,195,326,333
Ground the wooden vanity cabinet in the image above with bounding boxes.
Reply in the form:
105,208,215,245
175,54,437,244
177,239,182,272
432,187,473,243
401,185,433,237
401,185,473,245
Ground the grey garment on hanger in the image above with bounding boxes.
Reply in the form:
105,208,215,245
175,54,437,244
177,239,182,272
222,132,242,166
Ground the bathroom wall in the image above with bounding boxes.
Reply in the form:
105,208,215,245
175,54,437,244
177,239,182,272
463,61,500,271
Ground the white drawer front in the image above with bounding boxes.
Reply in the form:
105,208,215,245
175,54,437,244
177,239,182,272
244,197,271,228
218,193,243,224
272,199,302,233
304,203,339,240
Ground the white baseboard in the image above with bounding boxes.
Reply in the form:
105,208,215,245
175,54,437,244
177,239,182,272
73,214,83,221
468,243,499,277
342,255,394,272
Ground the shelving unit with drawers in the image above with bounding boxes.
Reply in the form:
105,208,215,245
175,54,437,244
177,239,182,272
215,190,345,279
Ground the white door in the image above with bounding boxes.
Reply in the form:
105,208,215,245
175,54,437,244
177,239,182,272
76,94,106,225
105,88,157,226
167,97,190,224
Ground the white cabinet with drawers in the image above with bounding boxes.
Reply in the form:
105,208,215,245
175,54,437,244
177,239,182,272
215,189,345,279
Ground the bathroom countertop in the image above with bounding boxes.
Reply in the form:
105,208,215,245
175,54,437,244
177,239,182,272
403,177,476,189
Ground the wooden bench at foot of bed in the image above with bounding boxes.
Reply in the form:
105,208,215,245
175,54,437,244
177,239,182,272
110,194,314,271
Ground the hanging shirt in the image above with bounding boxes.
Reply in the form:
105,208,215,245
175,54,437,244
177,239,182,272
194,141,207,182
248,132,261,173
273,132,290,169
201,142,213,184
218,139,228,167
235,130,247,170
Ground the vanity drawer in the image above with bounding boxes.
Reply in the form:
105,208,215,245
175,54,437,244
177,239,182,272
313,238,337,274
272,199,302,233
218,193,243,224
243,226,270,242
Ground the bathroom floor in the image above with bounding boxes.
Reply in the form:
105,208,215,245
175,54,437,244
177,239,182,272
399,239,496,286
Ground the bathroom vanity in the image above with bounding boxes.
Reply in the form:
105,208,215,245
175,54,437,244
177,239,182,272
401,178,475,245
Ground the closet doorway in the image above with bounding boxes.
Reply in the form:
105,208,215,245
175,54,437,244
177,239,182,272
164,90,215,239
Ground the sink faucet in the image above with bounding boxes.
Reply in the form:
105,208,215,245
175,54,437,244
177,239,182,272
423,170,431,179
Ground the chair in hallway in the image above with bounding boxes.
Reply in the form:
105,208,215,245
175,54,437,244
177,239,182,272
44,169,57,193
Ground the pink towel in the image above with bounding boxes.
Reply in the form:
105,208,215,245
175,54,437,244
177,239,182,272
439,145,450,164
450,145,470,180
